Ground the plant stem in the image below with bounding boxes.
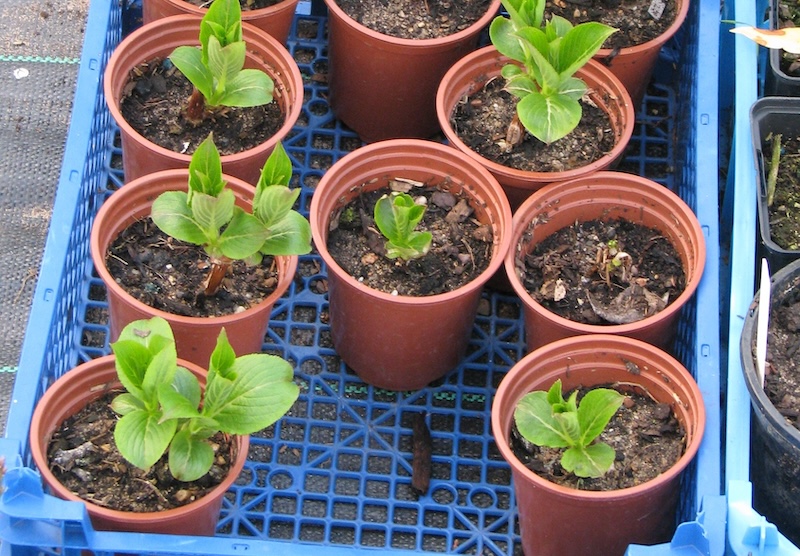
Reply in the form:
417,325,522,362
204,258,231,296
767,133,782,208
185,88,207,124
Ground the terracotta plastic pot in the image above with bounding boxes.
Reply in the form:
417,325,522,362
90,169,297,367
310,139,512,390
437,46,635,211
143,0,300,45
740,259,800,546
504,171,705,352
323,0,501,143
492,334,705,556
104,15,303,184
29,355,248,536
593,0,690,109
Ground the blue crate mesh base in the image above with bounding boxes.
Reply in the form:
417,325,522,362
1,0,719,552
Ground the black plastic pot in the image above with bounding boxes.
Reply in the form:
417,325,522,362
766,0,800,96
750,97,800,273
740,258,800,546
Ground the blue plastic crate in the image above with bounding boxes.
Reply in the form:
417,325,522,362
724,0,800,553
0,0,723,554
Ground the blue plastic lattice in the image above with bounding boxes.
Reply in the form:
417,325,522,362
0,0,723,554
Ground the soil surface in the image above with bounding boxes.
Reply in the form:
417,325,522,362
119,57,284,157
47,391,236,513
545,0,679,51
326,185,495,296
774,0,800,78
763,133,800,251
105,218,280,318
762,287,800,430
450,77,617,173
516,218,686,325
180,0,286,8
335,0,493,39
511,384,686,490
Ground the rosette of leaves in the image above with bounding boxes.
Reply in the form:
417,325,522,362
111,316,299,482
373,192,433,261
151,133,311,295
514,379,625,478
489,0,617,145
169,0,275,122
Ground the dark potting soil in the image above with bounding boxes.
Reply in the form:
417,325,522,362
763,290,800,429
775,0,800,78
517,218,686,325
47,391,236,513
326,185,494,296
449,77,618,173
105,218,280,318
511,385,686,491
763,133,800,251
119,57,284,157
334,0,493,39
545,0,679,51
180,0,286,8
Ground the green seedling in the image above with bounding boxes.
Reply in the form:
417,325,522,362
514,379,625,478
111,316,299,482
169,0,274,122
767,132,782,208
373,192,433,261
151,133,311,295
596,238,632,287
489,0,617,145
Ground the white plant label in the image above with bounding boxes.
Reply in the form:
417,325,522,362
648,0,666,20
757,259,771,389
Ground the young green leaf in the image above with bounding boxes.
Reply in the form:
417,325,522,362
188,133,225,198
514,379,625,478
203,353,300,435
169,0,273,119
114,407,177,471
253,143,312,257
110,317,300,482
562,442,616,478
491,0,617,144
168,428,216,482
373,192,433,261
151,191,209,246
151,134,311,297
216,208,270,260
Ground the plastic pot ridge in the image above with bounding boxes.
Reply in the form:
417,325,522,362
104,15,303,184
310,139,512,390
29,355,249,536
492,334,705,556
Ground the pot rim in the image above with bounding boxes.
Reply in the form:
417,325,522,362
29,354,249,523
90,168,298,326
491,333,706,499
103,14,303,165
158,0,299,19
322,0,501,49
503,170,706,335
309,138,513,305
741,259,800,446
435,45,635,184
596,0,690,57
